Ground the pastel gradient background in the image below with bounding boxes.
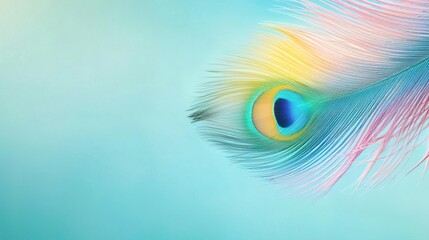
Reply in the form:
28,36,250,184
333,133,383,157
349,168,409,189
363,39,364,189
0,0,428,239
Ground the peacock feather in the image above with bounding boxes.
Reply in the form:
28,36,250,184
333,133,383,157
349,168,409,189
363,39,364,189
190,0,429,196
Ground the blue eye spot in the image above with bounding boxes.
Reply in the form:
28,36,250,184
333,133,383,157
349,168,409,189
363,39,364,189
274,98,295,128
273,90,310,136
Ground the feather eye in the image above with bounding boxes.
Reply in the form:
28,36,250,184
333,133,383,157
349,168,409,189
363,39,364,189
252,85,312,141
190,0,429,195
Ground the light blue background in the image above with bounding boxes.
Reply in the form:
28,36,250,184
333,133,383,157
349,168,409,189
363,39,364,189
0,0,428,239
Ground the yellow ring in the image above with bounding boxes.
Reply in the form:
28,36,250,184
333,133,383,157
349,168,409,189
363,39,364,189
252,86,307,141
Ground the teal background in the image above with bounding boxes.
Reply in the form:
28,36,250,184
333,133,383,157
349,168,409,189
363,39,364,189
0,0,428,239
